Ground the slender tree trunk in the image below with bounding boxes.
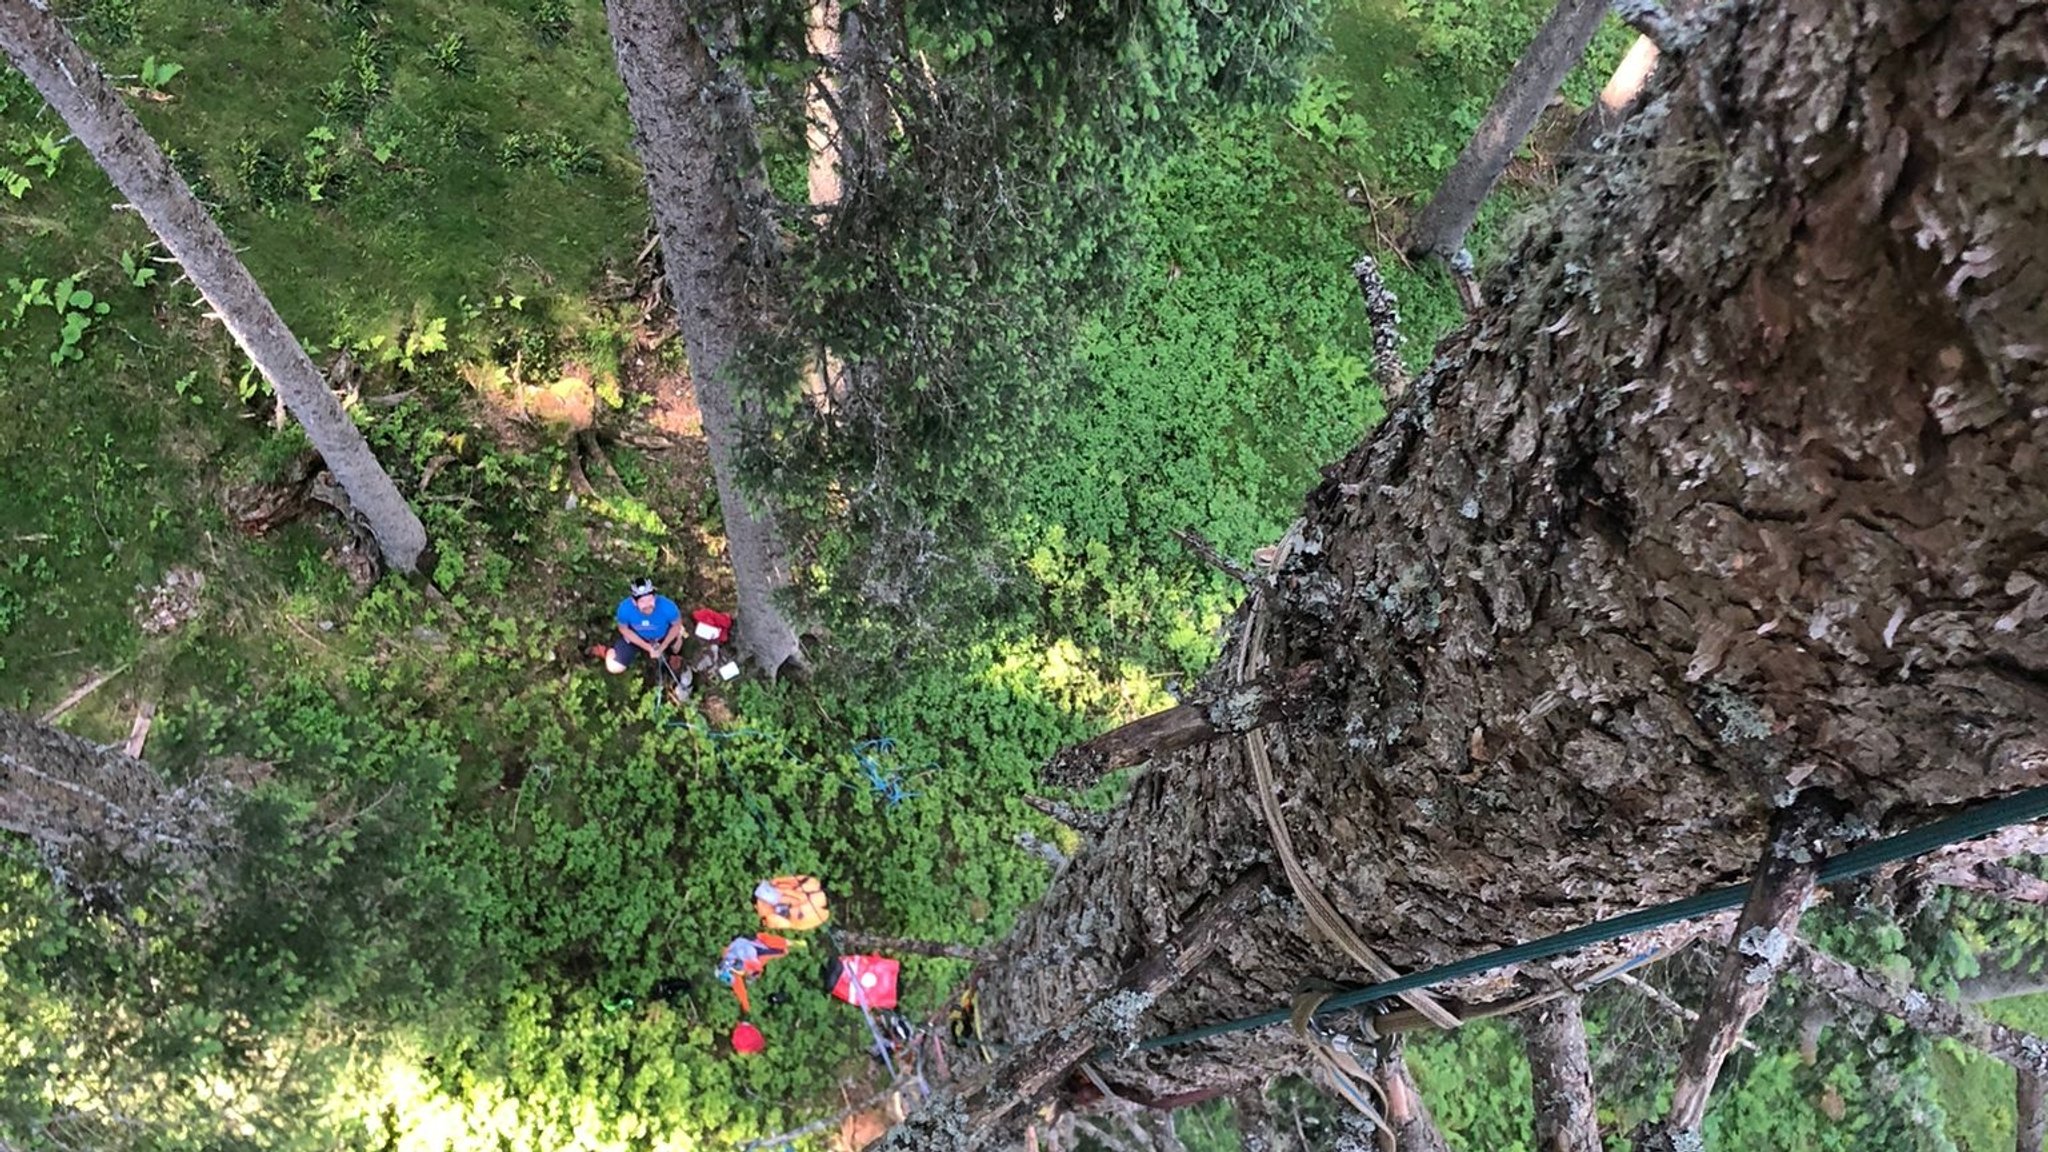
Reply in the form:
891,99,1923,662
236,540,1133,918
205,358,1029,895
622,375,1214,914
0,0,427,574
605,0,806,676
1400,0,1613,261
898,0,2048,1129
2021,1070,2048,1152
0,709,236,899
1524,995,1601,1152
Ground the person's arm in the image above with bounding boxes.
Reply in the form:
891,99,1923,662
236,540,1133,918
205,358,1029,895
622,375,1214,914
657,619,684,654
619,620,659,654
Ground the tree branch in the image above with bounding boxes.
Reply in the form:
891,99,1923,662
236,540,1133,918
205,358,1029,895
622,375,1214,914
1523,994,1602,1152
1023,795,1111,836
1380,1038,1451,1152
933,866,1271,1148
1350,256,1411,399
1610,0,1681,50
1794,942,2048,1076
1644,806,1825,1146
1170,527,1255,588
1041,663,1322,788
836,931,986,961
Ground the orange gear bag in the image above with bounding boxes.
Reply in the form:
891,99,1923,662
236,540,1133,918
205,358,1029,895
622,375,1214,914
754,875,831,932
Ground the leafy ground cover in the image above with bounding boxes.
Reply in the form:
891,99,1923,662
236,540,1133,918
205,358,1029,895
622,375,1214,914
13,0,2022,1149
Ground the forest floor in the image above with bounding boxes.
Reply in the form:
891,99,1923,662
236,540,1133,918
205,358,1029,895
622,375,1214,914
5,1,2035,1150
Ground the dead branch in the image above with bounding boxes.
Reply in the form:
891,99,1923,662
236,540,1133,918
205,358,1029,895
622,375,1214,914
1040,662,1323,789
1611,0,1681,50
1522,994,1601,1152
1609,973,1757,1052
1794,941,2048,1076
829,931,986,962
1023,795,1111,836
1169,527,1255,587
1379,1038,1450,1152
1350,256,1411,400
1643,804,1826,1147
883,866,1270,1151
40,665,129,723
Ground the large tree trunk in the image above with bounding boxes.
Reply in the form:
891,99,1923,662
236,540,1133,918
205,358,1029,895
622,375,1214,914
0,0,428,574
1400,0,1614,261
0,709,236,901
606,0,807,677
902,0,2048,1132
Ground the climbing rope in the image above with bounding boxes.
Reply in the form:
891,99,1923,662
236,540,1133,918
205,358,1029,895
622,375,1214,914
1135,783,2048,1052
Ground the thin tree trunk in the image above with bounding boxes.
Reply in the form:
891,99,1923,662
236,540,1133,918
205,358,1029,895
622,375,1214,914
1524,995,1602,1152
913,0,2048,1125
0,0,427,574
1401,0,1613,261
605,0,806,676
2021,1070,2048,1152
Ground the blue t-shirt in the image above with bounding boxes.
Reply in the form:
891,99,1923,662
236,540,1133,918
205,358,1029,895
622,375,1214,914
617,596,682,643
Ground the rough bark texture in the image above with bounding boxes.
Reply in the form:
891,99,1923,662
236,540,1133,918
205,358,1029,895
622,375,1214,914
0,709,236,899
1524,995,1602,1152
1041,662,1323,788
606,0,807,676
2022,1069,2048,1152
949,0,2048,1116
1401,0,1614,260
1656,811,1821,1140
0,0,427,573
1797,943,2048,1076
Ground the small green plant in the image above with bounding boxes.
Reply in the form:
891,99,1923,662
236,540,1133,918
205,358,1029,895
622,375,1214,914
5,274,111,364
425,30,470,75
0,167,27,199
300,125,340,202
138,55,185,92
171,370,206,406
118,248,158,289
529,0,572,45
17,132,65,179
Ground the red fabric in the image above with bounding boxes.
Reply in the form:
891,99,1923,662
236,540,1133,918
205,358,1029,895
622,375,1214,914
732,1022,765,1054
692,608,733,643
828,955,900,1010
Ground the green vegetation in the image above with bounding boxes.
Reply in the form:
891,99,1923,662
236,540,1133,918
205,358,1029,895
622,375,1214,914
10,0,2023,1149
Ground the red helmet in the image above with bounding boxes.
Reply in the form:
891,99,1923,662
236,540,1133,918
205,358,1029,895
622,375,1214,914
731,1022,765,1054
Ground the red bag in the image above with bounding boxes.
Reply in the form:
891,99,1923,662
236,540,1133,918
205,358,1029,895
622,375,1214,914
826,954,900,1010
692,608,733,643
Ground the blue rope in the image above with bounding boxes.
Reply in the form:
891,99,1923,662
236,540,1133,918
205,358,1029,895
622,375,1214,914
1136,785,2048,1052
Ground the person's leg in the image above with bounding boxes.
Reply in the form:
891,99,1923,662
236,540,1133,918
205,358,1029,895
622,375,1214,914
606,637,638,675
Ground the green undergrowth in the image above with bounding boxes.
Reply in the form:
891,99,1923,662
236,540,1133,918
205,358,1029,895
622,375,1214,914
1,0,1710,1148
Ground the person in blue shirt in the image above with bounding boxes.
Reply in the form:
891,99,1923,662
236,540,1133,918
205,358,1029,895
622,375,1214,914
598,577,684,677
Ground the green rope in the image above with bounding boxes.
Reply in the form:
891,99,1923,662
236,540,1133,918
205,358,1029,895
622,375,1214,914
1135,785,2048,1052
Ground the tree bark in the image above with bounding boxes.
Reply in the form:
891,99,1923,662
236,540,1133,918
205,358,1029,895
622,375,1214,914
1040,662,1323,788
932,0,2048,1122
0,0,427,573
2021,1070,2048,1152
1400,0,1614,261
1653,810,1822,1143
606,0,807,677
1796,943,2048,1077
1960,957,2048,1005
1524,995,1602,1152
0,709,236,899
